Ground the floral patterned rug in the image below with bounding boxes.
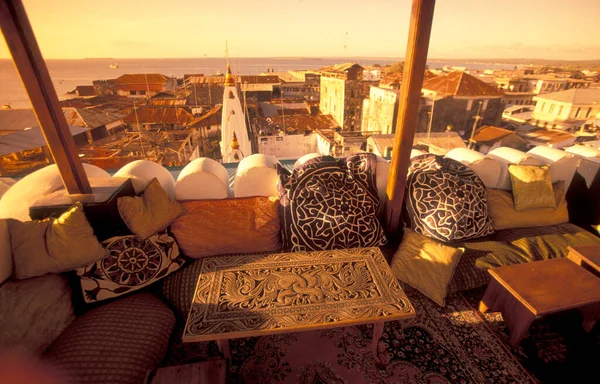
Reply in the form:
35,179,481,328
166,287,538,383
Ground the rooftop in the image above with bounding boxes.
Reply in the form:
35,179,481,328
422,71,505,98
0,109,39,134
123,107,194,125
113,74,168,84
534,88,600,105
470,126,516,145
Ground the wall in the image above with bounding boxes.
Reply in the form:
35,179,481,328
343,80,365,131
257,134,317,158
361,86,398,135
319,77,345,128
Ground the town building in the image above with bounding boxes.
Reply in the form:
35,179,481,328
361,86,400,135
93,74,177,98
319,63,365,131
366,131,466,158
531,88,600,131
123,107,194,131
419,71,505,137
220,65,252,163
516,125,577,149
63,107,127,142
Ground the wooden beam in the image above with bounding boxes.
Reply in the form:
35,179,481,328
385,0,436,234
0,0,91,194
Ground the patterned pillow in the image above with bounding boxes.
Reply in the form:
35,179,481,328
276,153,387,252
76,230,184,303
404,154,494,242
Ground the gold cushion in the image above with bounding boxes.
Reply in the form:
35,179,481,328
170,196,281,258
117,177,182,239
508,164,556,211
487,181,568,230
390,229,464,306
9,202,106,280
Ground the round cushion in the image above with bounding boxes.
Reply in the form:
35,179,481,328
405,154,494,242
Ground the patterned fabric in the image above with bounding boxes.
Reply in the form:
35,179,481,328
0,274,75,354
276,153,386,252
164,287,535,384
77,230,185,303
404,154,494,242
45,291,175,384
446,222,600,295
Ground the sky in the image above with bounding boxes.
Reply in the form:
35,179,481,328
1,0,599,60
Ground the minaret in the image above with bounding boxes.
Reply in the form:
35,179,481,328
220,63,252,163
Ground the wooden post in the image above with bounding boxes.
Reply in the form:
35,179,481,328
385,0,436,234
0,0,91,194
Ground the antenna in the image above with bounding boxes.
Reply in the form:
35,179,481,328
224,41,230,66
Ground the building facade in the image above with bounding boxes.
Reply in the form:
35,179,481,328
319,63,365,131
531,88,600,131
361,86,399,135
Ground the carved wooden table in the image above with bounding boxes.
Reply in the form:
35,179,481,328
479,258,600,348
183,247,415,362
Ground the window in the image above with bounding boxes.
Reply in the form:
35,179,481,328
548,104,555,114
575,107,582,118
482,100,489,110
129,90,136,95
585,108,592,118
466,100,473,111
557,106,563,115
540,102,546,112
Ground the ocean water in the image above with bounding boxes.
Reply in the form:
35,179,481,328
0,57,520,109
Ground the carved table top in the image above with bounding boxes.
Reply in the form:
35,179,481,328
183,247,416,342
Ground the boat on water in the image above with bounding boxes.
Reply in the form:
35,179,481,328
109,62,119,69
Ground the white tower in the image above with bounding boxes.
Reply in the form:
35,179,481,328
220,64,252,163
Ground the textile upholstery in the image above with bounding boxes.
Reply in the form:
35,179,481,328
9,202,106,280
404,154,494,242
447,223,600,295
276,153,386,252
487,181,569,230
170,196,281,259
77,231,184,303
391,229,463,306
0,219,12,284
0,274,74,354
117,178,182,239
46,291,175,384
508,164,556,211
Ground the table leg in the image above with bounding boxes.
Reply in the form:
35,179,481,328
372,322,385,365
580,302,600,332
479,278,535,348
217,339,230,359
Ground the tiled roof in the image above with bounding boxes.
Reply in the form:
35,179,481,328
239,75,280,84
0,126,89,156
534,88,600,105
0,109,38,132
470,126,515,145
123,107,194,125
187,105,222,127
422,71,504,97
114,74,167,84
69,85,96,96
113,84,164,91
320,63,364,73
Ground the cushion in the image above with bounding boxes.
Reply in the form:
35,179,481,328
233,154,280,198
9,202,107,280
118,178,182,239
46,291,175,384
174,158,229,200
170,196,281,258
0,274,75,354
276,153,387,252
447,223,600,294
508,164,556,211
487,147,541,190
487,182,568,230
76,231,184,303
444,147,501,188
404,155,494,242
113,160,176,198
391,229,463,306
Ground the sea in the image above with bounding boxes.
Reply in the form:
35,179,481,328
0,57,521,109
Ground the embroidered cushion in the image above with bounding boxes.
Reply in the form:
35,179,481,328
404,154,494,242
508,164,556,211
76,231,184,303
276,153,387,252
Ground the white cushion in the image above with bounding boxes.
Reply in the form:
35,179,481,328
0,219,11,285
0,164,110,222
410,149,426,158
445,148,501,188
527,146,580,189
0,178,15,200
234,154,280,198
487,147,542,190
294,153,322,169
113,160,176,198
175,158,229,200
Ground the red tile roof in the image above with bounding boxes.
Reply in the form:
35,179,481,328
471,125,515,145
422,71,504,97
